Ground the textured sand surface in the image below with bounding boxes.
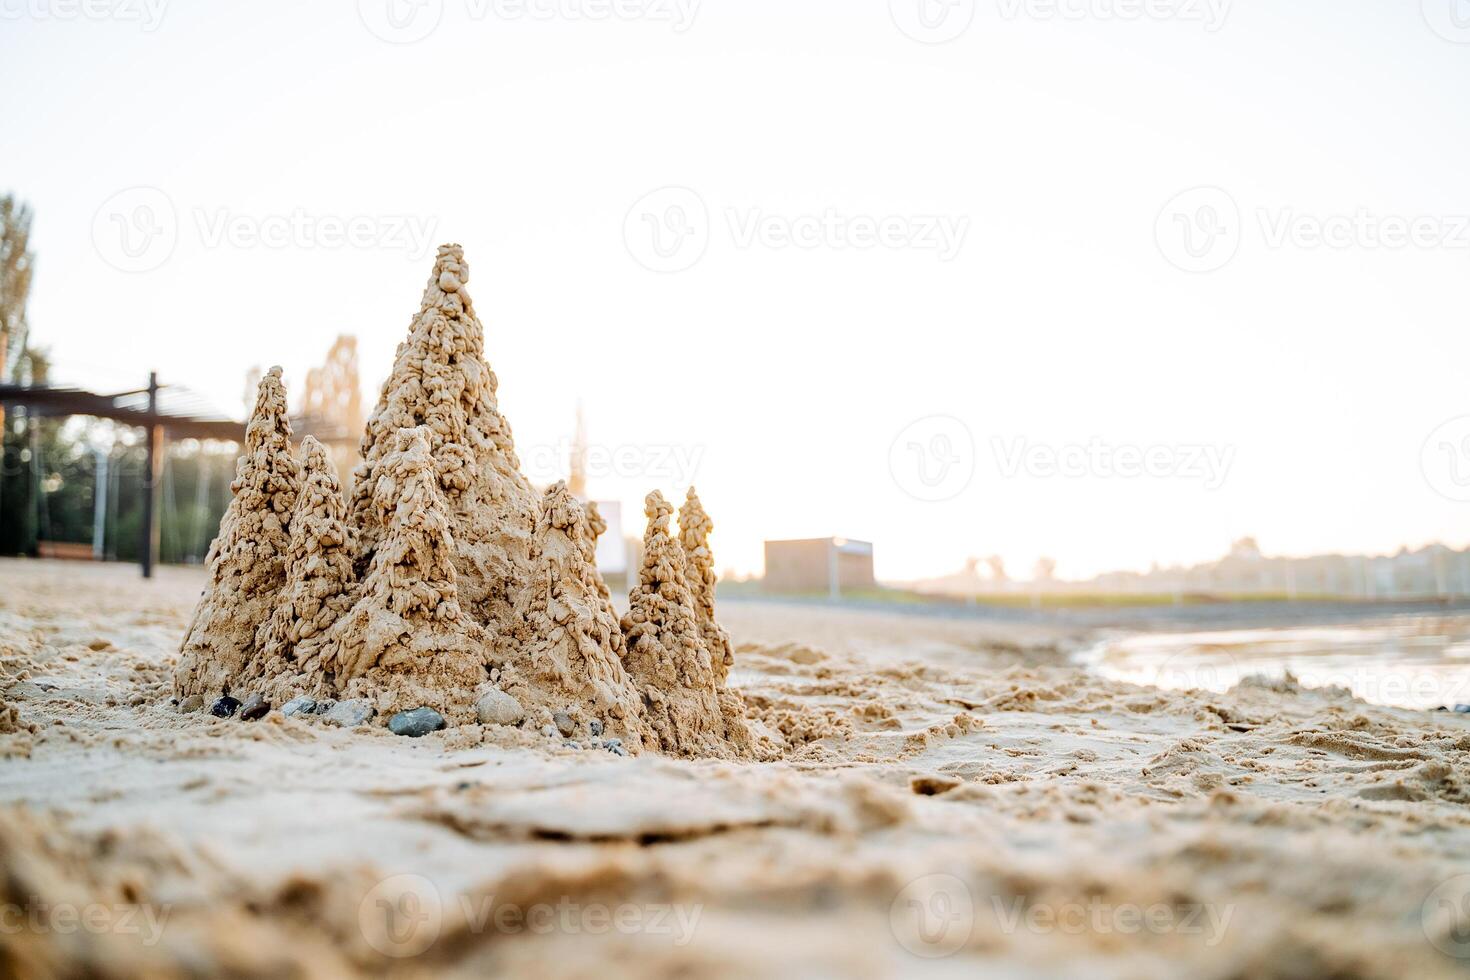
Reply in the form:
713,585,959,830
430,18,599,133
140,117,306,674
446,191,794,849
2,559,1470,978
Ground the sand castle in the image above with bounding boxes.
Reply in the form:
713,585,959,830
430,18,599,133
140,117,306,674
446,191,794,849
173,245,749,758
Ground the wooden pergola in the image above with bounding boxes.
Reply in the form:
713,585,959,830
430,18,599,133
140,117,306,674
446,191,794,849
0,374,352,578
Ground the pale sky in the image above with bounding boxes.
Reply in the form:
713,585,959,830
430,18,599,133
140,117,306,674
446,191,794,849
5,1,1470,581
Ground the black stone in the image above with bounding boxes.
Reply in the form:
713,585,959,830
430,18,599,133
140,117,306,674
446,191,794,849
588,719,604,737
210,696,242,718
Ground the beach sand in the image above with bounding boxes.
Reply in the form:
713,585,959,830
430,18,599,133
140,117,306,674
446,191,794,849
1,557,1468,978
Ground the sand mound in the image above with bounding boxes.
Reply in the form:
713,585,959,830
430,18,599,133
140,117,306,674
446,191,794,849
170,246,748,756
174,367,300,698
621,492,754,760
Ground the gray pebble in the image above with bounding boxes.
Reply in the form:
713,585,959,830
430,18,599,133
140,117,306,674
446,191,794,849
321,699,375,728
239,694,270,721
564,741,581,750
602,738,626,756
281,696,317,718
588,719,604,737
540,725,557,738
388,707,447,738
313,699,336,715
475,688,525,726
553,711,576,737
178,695,204,714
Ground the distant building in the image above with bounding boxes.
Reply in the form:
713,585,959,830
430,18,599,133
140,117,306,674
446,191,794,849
763,537,875,596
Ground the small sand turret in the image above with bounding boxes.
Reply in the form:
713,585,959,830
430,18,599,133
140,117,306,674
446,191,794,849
678,487,735,685
508,483,654,751
621,491,753,759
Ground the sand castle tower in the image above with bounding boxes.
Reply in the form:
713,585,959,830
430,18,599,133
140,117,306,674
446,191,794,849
509,483,654,750
325,427,489,719
348,244,539,647
678,487,735,685
175,368,301,698
249,436,358,696
621,491,753,759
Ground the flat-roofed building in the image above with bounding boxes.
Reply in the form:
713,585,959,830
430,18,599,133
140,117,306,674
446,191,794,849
763,537,875,596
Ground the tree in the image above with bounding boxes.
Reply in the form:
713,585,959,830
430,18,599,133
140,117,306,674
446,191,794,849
0,195,34,386
0,195,35,544
0,347,50,555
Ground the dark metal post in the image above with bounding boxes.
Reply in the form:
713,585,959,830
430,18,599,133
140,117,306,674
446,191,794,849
140,372,161,578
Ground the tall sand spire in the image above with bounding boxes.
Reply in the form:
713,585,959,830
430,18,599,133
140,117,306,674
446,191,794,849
175,367,301,698
621,491,753,759
348,244,539,643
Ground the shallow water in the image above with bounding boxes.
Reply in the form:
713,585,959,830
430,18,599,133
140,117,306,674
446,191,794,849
1080,614,1470,710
